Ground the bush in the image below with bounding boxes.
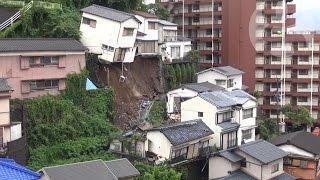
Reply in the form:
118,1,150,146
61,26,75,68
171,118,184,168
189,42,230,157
174,64,182,86
134,162,182,180
148,101,167,126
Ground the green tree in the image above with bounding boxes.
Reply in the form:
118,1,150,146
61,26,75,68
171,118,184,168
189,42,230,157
134,162,182,180
186,50,201,62
148,3,170,20
174,64,182,85
258,118,279,140
167,65,177,89
148,100,167,126
180,64,187,84
186,63,192,83
191,64,197,82
281,105,315,129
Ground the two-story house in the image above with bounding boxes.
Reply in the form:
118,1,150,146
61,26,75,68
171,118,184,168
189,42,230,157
80,5,141,63
0,39,86,99
0,79,21,152
209,140,295,180
181,90,257,149
166,82,225,119
197,66,245,91
272,131,320,180
134,11,192,62
146,119,213,164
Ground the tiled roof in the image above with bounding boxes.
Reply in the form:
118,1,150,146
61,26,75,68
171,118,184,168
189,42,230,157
0,158,41,180
181,82,225,93
199,90,255,108
218,151,244,163
218,170,255,180
151,119,214,146
0,38,86,52
271,131,320,155
272,172,297,180
104,158,140,179
218,122,240,132
82,4,139,23
239,140,288,164
134,11,157,18
0,78,12,92
197,66,244,76
42,160,118,180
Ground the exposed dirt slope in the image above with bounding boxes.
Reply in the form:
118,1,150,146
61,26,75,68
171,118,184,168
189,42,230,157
97,57,164,130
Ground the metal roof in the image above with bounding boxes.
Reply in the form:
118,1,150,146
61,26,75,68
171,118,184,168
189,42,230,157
272,173,297,180
0,158,41,180
82,4,139,23
197,66,244,77
271,131,320,155
199,90,255,108
218,170,255,180
218,122,240,133
218,151,245,163
239,140,288,164
0,78,12,92
104,158,140,179
151,119,214,146
181,82,225,93
42,160,118,180
0,38,86,52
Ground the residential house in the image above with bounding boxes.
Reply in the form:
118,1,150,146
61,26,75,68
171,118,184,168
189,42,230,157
39,158,140,180
134,11,192,62
0,158,41,180
166,82,225,119
0,79,22,153
181,90,257,149
146,119,213,164
80,5,141,63
0,39,86,99
197,66,245,91
272,131,320,180
209,140,296,180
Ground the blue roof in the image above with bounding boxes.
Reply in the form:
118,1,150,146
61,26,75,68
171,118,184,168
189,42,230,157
0,159,41,180
86,78,98,91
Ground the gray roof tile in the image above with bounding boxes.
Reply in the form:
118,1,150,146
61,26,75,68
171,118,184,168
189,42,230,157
239,140,288,164
42,160,118,180
104,158,140,179
82,4,139,23
218,122,240,132
272,172,297,180
219,150,245,163
219,170,255,180
0,79,12,92
271,131,320,155
0,39,86,52
182,82,225,93
151,120,213,146
197,66,244,76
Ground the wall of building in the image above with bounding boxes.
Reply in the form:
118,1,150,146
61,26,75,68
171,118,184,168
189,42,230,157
237,100,257,144
0,52,85,99
0,97,10,125
197,71,243,91
146,131,172,160
166,88,198,114
209,156,240,179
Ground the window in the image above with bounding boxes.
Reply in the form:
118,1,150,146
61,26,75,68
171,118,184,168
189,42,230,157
298,83,308,89
272,69,281,75
217,111,233,124
148,22,156,30
206,42,212,48
193,4,199,10
284,157,292,165
102,44,115,52
29,57,37,66
298,69,309,75
206,29,212,35
271,83,280,89
171,147,187,159
40,56,59,65
271,163,279,173
292,159,300,166
242,129,252,140
199,140,209,149
227,131,237,148
297,97,308,103
30,79,59,90
82,17,96,28
299,56,309,62
198,112,203,117
300,160,308,168
227,79,234,88
171,46,180,59
123,28,134,36
205,55,211,61
216,80,226,86
243,108,254,119
193,17,200,23
271,56,281,62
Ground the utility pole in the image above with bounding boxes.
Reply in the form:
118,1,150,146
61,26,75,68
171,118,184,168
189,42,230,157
182,0,185,39
309,36,314,132
211,0,214,68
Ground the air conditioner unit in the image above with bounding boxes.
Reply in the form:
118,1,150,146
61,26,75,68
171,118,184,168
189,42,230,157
231,117,236,123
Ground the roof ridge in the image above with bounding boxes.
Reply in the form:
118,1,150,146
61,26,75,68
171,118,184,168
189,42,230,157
91,4,135,17
156,119,201,130
43,159,104,169
0,161,40,177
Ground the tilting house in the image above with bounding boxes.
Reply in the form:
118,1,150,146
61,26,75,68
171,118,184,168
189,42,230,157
134,11,192,63
80,5,141,63
209,140,296,180
0,38,86,99
272,131,320,180
181,90,257,149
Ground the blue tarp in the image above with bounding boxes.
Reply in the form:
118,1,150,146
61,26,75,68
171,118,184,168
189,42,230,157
0,158,41,180
86,78,98,91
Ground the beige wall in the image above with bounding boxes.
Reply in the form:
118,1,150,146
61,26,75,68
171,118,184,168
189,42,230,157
209,156,240,179
146,131,172,160
0,98,10,126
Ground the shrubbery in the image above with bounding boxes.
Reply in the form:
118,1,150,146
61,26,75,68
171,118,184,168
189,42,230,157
165,63,197,90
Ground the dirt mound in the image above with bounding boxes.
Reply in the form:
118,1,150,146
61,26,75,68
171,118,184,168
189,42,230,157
97,57,164,130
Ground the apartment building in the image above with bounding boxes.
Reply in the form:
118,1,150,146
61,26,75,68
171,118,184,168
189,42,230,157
0,39,86,99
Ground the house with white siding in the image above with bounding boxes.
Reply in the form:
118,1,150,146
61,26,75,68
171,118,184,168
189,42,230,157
209,140,295,180
146,119,213,164
197,66,245,91
181,90,257,149
134,11,192,62
80,5,141,63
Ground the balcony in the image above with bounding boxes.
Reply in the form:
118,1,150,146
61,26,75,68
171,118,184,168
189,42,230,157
287,4,296,15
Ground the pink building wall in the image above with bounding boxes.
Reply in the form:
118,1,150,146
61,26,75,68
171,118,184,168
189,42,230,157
0,52,85,99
